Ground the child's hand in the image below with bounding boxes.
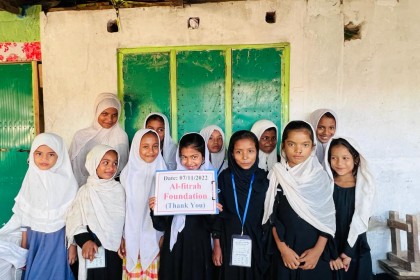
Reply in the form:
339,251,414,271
216,203,223,212
340,253,352,272
117,238,125,259
212,239,223,266
68,244,77,265
299,247,323,270
82,240,98,262
278,243,300,270
329,257,344,270
21,231,27,249
149,197,156,211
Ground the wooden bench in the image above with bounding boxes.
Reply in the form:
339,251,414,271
378,211,420,279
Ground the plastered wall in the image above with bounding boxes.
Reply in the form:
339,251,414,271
40,0,420,273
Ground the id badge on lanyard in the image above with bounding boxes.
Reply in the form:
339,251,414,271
230,234,252,267
229,173,254,268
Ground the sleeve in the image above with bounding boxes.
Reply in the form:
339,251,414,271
325,233,339,260
343,232,369,258
271,191,286,242
211,174,226,239
74,232,93,248
150,210,170,232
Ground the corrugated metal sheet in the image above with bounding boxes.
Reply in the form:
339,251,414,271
0,63,34,225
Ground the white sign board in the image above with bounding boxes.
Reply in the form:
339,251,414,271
154,170,218,215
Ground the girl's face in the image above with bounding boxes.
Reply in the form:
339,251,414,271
98,107,118,129
233,138,257,170
316,115,336,143
330,145,355,177
259,129,277,154
282,130,313,167
207,130,223,153
96,150,118,179
139,133,159,163
146,119,165,143
33,145,58,170
180,146,204,170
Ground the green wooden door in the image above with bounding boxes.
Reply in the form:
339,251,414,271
118,44,289,143
0,63,36,226
122,52,171,142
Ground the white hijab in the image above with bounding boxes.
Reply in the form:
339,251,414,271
120,129,167,272
263,121,336,237
251,120,278,172
144,112,178,171
325,136,375,247
6,133,78,233
170,133,213,251
66,144,125,249
69,93,129,186
200,125,227,174
309,109,338,165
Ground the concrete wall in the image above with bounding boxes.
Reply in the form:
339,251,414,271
40,0,420,273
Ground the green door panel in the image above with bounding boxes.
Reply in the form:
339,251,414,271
118,44,289,144
122,52,171,142
176,50,225,137
0,63,35,226
231,48,282,136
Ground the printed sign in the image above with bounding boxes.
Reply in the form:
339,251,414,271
154,170,218,215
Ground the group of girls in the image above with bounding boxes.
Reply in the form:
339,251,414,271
0,91,375,280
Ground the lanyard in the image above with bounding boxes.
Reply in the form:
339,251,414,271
231,172,254,236
217,160,225,175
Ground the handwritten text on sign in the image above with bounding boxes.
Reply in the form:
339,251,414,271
154,170,218,215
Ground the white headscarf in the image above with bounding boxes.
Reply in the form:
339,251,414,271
69,93,129,186
263,121,336,237
325,136,375,247
7,133,78,233
251,120,278,172
120,129,167,272
170,133,213,251
144,112,178,170
309,109,338,165
200,125,227,174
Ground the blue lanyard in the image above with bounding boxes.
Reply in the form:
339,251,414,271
217,160,225,175
231,172,255,235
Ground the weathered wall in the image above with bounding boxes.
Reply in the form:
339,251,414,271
40,0,420,273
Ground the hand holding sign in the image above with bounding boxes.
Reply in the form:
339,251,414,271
154,170,218,215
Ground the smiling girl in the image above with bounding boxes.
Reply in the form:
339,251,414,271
150,133,220,280
309,109,338,165
67,145,125,280
327,137,375,280
69,93,129,186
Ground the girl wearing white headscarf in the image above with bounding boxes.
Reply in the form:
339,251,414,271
66,145,125,280
263,121,336,279
251,120,279,172
0,133,78,280
309,109,338,165
200,125,227,175
144,112,177,170
120,129,167,279
69,93,129,186
326,137,375,279
150,133,215,280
